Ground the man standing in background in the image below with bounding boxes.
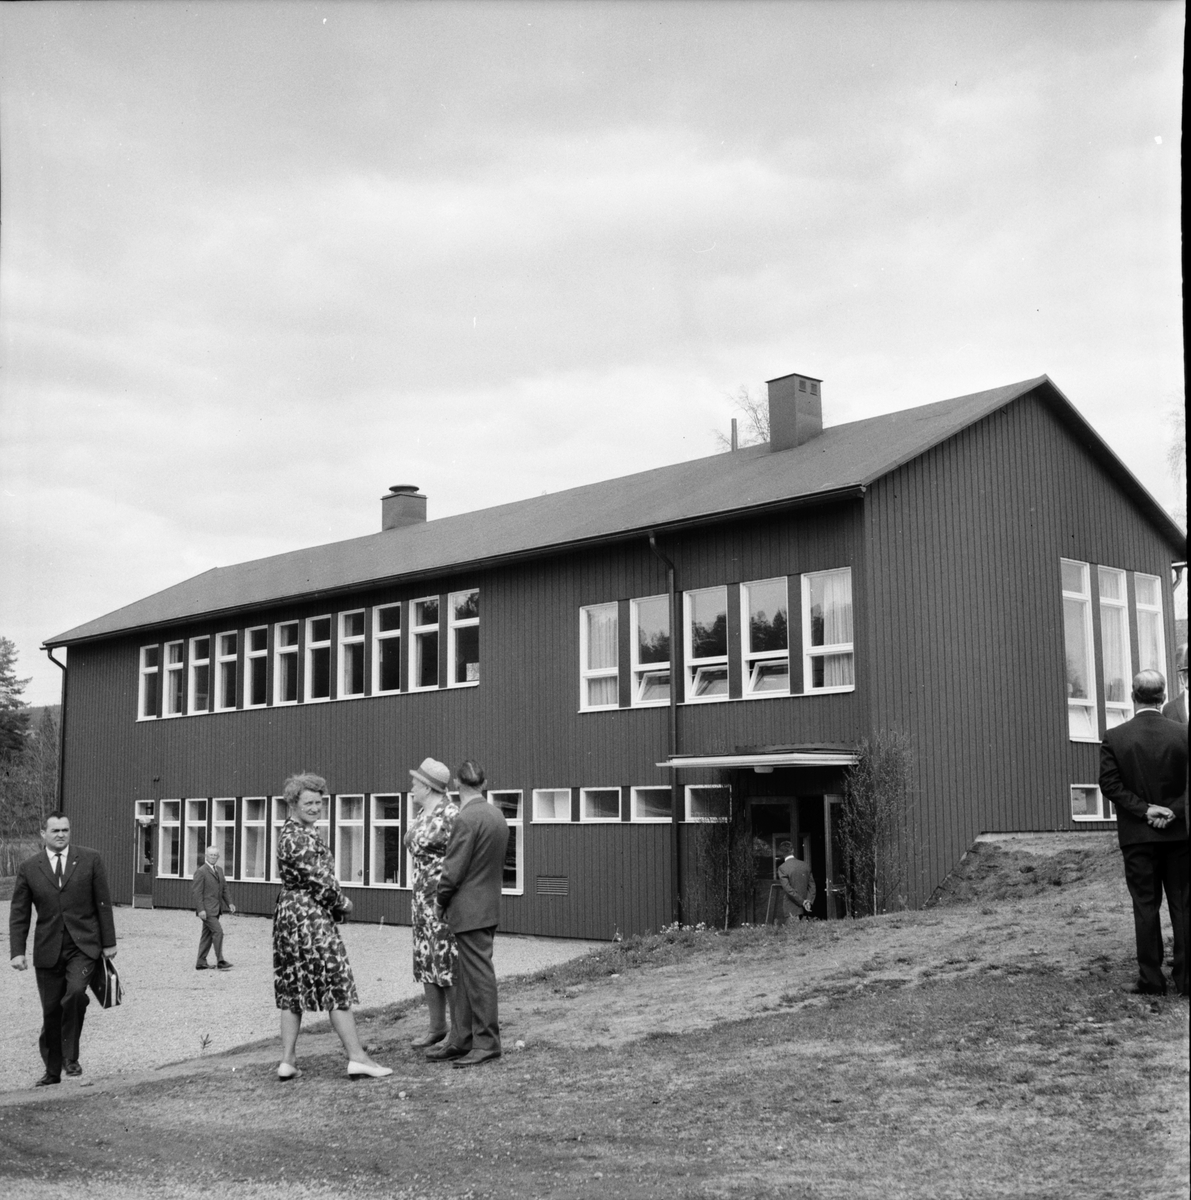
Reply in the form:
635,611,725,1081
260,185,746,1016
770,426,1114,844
777,840,817,921
193,845,235,970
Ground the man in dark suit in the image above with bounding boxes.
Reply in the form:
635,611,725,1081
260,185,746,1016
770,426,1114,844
1099,670,1188,997
9,811,118,1086
193,845,236,970
776,841,816,921
429,759,509,1068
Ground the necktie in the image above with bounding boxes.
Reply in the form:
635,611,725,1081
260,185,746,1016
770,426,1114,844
55,854,64,887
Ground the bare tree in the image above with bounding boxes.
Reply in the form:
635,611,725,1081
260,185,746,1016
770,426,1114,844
713,385,770,452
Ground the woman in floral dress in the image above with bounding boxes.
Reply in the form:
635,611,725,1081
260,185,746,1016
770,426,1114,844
273,772,391,1080
403,757,460,1048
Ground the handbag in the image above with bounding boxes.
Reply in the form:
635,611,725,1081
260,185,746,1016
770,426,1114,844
89,955,123,1008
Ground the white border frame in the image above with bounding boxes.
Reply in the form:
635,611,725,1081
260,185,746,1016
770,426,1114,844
1061,558,1099,742
273,622,299,706
579,602,619,711
630,594,671,707
579,786,622,823
630,786,673,823
137,644,160,721
684,784,731,822
214,631,239,712
740,577,790,699
447,588,480,687
335,793,366,886
532,788,572,822
244,626,269,708
409,596,440,691
369,793,405,888
240,796,268,881
683,585,730,703
163,640,185,717
1097,566,1132,730
489,790,524,895
802,567,855,695
188,636,211,715
305,615,333,703
338,610,367,699
372,603,403,695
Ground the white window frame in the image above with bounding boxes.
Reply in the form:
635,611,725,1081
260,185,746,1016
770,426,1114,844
532,788,572,823
305,615,333,702
447,589,480,687
335,794,366,886
684,586,730,703
158,799,181,877
372,603,402,695
579,787,622,823
1061,559,1098,742
244,626,269,709
274,621,299,706
240,796,268,881
369,793,405,888
1071,784,1115,823
138,644,160,721
162,640,185,717
184,798,208,876
212,797,236,878
339,610,367,699
1134,572,1166,677
269,796,288,881
684,785,731,823
214,631,238,712
630,786,673,823
630,595,671,707
1098,567,1132,731
580,602,619,711
188,636,211,714
489,790,524,895
741,578,790,698
410,596,440,691
802,568,855,693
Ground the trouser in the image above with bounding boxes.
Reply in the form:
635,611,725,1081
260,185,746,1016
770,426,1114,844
1121,841,1190,994
35,931,94,1077
782,895,813,922
197,914,225,965
449,926,501,1056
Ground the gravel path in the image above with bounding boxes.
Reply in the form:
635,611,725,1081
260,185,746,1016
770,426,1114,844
0,901,598,1094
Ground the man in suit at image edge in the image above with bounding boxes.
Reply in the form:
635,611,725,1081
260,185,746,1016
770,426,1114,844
192,844,236,970
1099,669,1189,997
429,759,509,1068
9,811,118,1086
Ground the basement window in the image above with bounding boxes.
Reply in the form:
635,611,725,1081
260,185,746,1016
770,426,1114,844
580,787,621,822
1071,785,1114,823
685,785,731,822
533,788,572,822
631,787,672,822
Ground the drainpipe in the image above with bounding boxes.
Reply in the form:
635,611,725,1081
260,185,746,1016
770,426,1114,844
45,648,67,812
648,532,682,925
1171,561,1187,591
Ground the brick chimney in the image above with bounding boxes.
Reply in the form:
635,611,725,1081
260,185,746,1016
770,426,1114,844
766,372,822,451
381,485,427,531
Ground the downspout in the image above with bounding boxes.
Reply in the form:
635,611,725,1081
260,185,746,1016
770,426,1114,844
45,648,67,812
1171,561,1186,591
648,532,682,925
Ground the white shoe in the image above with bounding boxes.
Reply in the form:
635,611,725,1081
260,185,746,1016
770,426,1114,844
277,1063,301,1080
347,1060,392,1079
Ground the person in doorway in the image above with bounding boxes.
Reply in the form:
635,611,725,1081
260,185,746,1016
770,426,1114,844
403,756,460,1049
1161,643,1187,724
428,760,508,1068
272,773,391,1080
193,845,236,970
1099,670,1188,997
777,840,816,921
8,811,117,1087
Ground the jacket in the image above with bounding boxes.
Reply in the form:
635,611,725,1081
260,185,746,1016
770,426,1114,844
9,845,117,967
437,795,508,933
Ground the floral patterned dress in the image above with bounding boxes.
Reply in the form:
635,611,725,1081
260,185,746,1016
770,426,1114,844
404,797,460,986
273,820,360,1014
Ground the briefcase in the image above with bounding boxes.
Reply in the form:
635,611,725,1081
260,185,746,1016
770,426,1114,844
89,956,123,1008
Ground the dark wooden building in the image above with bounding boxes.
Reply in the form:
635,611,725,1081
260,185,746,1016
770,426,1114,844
44,374,1186,939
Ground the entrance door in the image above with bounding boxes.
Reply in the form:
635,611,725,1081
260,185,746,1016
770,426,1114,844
133,800,155,909
823,794,848,919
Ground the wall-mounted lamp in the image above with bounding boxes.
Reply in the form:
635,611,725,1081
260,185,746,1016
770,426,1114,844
754,765,774,775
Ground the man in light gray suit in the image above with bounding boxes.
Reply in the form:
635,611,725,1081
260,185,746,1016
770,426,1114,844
192,845,235,970
429,760,508,1068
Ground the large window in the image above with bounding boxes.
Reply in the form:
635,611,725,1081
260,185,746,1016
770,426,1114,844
189,636,211,714
580,787,621,822
685,587,729,701
489,791,524,894
184,799,208,876
631,786,672,822
274,622,299,705
631,595,670,706
159,800,181,876
336,795,365,885
306,616,332,701
1134,573,1166,676
742,578,789,696
370,794,405,887
212,798,236,876
339,611,366,698
448,589,480,685
579,603,619,710
803,568,854,691
241,797,267,881
411,597,440,690
215,632,238,711
245,626,268,708
685,785,731,822
533,788,572,822
1098,567,1132,730
373,604,402,694
138,645,160,720
163,641,185,716
1061,560,1097,740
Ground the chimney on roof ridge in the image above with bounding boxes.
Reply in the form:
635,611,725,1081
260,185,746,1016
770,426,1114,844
766,372,822,452
381,484,427,531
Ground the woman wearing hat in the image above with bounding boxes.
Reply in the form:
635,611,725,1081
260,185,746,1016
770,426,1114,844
403,757,460,1048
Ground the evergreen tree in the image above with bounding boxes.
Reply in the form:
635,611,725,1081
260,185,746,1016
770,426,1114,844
0,637,32,762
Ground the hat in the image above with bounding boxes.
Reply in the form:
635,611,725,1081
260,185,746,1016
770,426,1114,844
410,757,451,792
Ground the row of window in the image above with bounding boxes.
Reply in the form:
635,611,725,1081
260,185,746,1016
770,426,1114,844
580,568,853,710
1060,561,1165,741
138,785,728,893
138,590,479,719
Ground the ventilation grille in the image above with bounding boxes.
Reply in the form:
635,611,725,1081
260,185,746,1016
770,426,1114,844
535,875,569,896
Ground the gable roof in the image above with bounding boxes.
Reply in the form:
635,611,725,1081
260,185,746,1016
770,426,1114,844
45,376,1184,646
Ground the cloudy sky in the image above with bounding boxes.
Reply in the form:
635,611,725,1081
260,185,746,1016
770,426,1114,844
0,0,1184,706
